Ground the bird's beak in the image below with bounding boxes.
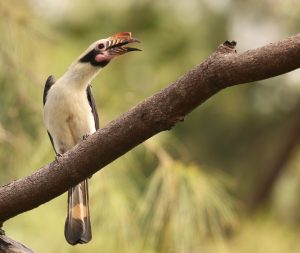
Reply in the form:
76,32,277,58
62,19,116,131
105,32,141,56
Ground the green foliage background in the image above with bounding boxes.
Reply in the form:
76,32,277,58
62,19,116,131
1,0,300,252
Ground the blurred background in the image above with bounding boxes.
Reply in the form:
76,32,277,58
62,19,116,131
1,0,300,252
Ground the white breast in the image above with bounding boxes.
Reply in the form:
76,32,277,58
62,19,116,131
44,83,96,154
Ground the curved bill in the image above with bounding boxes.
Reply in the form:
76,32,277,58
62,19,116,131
106,32,141,55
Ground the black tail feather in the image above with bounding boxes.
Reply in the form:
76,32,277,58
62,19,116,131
64,180,92,245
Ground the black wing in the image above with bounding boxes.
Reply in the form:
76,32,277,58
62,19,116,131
43,75,56,105
43,75,57,153
86,85,99,130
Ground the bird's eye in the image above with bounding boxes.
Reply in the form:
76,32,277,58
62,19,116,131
98,43,105,50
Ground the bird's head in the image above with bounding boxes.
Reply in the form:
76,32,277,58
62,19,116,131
78,32,141,68
64,32,140,86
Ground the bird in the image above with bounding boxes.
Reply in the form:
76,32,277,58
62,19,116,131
43,32,141,245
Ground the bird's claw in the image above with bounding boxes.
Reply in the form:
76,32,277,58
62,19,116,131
55,153,63,162
83,134,90,140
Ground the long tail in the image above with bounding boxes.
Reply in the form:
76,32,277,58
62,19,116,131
64,179,92,245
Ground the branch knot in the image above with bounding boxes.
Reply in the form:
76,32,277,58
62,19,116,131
216,40,237,54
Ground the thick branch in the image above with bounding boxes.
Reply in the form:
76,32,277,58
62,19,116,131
1,34,300,223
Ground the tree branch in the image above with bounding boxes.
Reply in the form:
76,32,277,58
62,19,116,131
0,229,35,253
1,34,300,225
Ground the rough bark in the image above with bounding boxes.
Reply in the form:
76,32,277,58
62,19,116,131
1,34,300,227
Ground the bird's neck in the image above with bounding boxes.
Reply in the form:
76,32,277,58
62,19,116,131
60,62,102,90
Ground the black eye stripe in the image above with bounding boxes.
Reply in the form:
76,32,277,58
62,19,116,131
79,49,110,67
79,49,96,63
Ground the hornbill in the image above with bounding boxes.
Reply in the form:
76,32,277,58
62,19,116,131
43,32,140,245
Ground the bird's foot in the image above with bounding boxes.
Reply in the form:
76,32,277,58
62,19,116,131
55,153,63,162
83,134,90,140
